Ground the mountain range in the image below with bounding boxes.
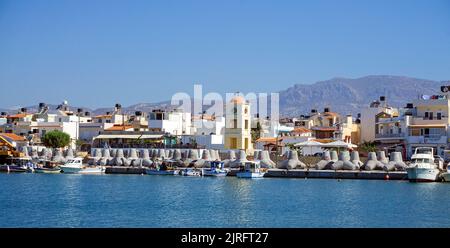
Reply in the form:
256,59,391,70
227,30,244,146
1,75,448,118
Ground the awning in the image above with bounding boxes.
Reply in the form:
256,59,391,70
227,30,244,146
94,134,163,139
409,124,446,128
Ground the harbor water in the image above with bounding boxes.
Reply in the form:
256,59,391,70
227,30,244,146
0,173,449,227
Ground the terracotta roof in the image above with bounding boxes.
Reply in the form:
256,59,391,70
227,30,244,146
230,95,246,104
105,125,133,131
323,112,339,117
291,127,311,134
7,113,29,118
311,126,337,131
311,139,334,143
93,115,113,118
0,133,26,141
256,137,283,143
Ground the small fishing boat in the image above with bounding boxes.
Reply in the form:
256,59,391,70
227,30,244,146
0,157,35,173
441,167,450,182
202,161,228,177
60,158,84,174
146,160,179,175
35,167,61,174
180,167,202,176
406,147,443,182
236,161,266,178
79,166,105,174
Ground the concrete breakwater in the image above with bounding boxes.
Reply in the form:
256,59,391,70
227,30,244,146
264,169,408,180
105,166,408,180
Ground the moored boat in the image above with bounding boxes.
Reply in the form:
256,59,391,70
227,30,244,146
406,147,442,182
60,158,84,174
236,161,266,178
441,168,450,182
180,167,202,176
146,160,179,175
202,161,228,177
35,167,61,174
79,166,105,174
0,157,36,173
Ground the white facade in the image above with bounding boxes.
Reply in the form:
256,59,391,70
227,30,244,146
180,134,224,150
149,110,192,135
360,97,398,142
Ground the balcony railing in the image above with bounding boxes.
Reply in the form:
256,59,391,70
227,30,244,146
375,133,405,139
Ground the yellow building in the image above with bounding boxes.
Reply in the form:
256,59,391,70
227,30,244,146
224,95,253,153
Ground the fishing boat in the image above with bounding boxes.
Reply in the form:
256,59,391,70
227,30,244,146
406,147,443,182
146,160,179,175
441,167,450,182
34,167,61,174
60,157,84,174
236,161,266,178
79,166,105,174
202,161,228,177
0,157,35,173
180,167,202,176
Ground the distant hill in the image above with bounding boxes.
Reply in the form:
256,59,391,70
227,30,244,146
1,75,448,117
278,75,448,116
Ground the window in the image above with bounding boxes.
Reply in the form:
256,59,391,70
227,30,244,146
245,120,248,129
437,112,442,120
233,119,237,129
230,138,237,149
429,112,434,120
245,138,249,149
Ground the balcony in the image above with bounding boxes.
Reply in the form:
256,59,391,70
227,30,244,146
375,133,405,139
410,116,448,126
407,135,447,144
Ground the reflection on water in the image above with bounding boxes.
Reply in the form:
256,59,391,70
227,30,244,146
0,173,449,227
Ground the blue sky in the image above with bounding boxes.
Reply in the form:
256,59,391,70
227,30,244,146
0,0,449,109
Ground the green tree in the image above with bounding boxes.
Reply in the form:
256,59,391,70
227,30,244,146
251,121,262,142
41,130,71,148
360,141,377,153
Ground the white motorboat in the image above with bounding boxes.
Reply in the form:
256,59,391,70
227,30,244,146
202,161,228,177
441,168,450,182
236,161,266,178
0,157,36,173
146,161,179,175
79,166,105,174
406,147,442,182
60,158,84,174
180,168,202,176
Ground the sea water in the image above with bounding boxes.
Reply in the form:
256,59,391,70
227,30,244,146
0,173,449,227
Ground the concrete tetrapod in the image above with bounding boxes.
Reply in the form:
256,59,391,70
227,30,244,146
315,151,331,170
383,152,407,171
376,151,389,170
99,148,111,166
279,150,306,169
52,149,65,164
230,150,248,168
350,151,363,169
223,150,237,168
363,152,383,171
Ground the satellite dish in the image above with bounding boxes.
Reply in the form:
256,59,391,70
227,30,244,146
63,100,68,105
441,86,449,93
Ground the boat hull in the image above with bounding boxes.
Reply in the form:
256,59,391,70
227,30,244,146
146,169,179,175
60,166,83,174
441,172,450,182
406,167,440,182
181,169,202,177
34,168,61,174
202,170,228,177
0,165,28,173
236,172,265,178
79,167,105,174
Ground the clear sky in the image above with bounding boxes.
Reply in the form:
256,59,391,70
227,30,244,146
0,0,449,109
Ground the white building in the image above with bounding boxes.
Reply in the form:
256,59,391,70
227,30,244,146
360,96,398,142
149,109,192,135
